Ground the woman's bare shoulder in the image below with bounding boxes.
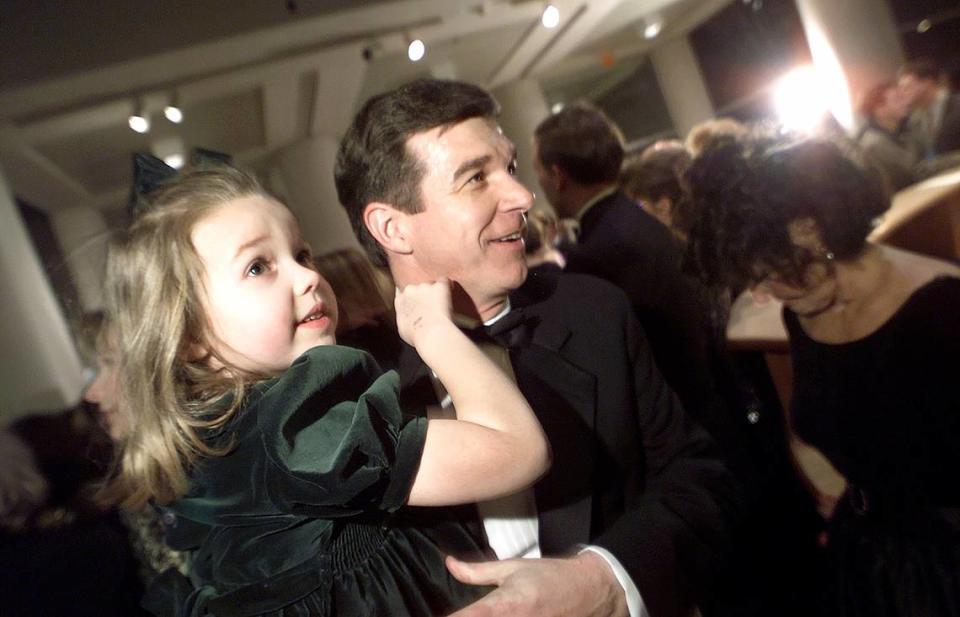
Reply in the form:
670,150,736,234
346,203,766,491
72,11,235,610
883,245,960,287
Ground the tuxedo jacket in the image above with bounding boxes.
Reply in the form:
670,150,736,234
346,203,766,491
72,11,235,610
397,271,740,617
564,190,717,422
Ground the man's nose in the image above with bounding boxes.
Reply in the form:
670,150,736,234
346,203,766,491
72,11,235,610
501,176,534,213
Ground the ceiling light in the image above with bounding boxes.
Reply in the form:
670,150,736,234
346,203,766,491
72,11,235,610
407,38,425,62
542,5,560,29
164,94,183,123
644,19,663,39
128,100,150,133
917,18,932,33
551,102,564,114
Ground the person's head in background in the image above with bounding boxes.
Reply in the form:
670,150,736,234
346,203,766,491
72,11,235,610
858,80,912,132
533,102,625,219
313,247,394,336
898,59,948,112
620,144,693,242
81,313,129,443
523,209,566,269
685,117,749,159
684,134,888,316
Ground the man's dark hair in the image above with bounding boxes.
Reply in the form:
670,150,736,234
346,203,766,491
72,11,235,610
335,79,499,266
898,59,942,83
534,102,625,185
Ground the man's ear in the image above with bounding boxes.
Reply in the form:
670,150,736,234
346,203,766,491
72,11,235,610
550,164,568,191
363,202,413,256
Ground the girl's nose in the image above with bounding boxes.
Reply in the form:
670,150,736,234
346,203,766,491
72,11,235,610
294,261,320,296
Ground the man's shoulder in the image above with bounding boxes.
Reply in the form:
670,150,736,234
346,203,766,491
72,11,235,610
516,269,633,321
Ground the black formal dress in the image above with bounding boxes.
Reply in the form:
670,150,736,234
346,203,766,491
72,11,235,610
786,276,960,617
399,270,741,617
149,346,489,617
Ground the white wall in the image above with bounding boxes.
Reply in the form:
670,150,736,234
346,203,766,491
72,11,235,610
0,167,85,422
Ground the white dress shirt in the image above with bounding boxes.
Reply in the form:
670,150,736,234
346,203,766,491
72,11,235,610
432,302,647,617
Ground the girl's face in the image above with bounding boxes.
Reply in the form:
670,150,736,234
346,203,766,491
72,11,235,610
191,195,338,374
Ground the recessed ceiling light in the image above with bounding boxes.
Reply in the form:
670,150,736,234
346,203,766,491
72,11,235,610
408,38,425,62
542,5,560,29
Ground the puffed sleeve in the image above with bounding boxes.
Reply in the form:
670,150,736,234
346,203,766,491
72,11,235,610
252,345,427,516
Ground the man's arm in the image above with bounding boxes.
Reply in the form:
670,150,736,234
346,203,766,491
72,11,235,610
590,310,741,617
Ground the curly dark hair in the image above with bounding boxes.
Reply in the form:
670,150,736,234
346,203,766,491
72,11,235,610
684,135,888,288
335,79,499,267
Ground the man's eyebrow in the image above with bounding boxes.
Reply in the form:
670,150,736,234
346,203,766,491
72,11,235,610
452,155,491,183
233,235,269,260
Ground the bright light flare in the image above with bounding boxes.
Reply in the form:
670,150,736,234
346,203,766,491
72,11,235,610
542,5,560,29
644,21,662,39
772,66,832,133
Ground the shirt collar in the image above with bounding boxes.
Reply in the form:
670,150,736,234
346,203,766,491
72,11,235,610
575,185,619,222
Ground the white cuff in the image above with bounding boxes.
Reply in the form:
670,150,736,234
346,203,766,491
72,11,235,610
579,545,649,617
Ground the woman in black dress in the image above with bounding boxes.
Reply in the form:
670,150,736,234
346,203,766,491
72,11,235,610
685,136,960,616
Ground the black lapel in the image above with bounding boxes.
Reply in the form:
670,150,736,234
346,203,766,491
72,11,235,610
397,342,439,414
509,279,598,552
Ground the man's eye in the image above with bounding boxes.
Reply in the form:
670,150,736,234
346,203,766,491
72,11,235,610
469,171,486,184
507,161,518,175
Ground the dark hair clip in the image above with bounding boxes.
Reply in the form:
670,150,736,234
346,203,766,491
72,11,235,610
127,149,233,219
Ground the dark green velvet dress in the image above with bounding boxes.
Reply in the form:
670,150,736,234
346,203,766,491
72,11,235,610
155,346,490,617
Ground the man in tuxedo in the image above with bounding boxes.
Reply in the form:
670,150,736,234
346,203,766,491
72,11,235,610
334,79,739,617
532,103,717,425
898,59,960,157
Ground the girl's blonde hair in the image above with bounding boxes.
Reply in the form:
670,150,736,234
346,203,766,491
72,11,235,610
103,165,269,509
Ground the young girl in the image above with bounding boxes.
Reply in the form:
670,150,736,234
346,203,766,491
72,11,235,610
103,165,550,617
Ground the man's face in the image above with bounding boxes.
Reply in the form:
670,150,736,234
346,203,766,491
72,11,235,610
401,117,533,316
898,73,937,109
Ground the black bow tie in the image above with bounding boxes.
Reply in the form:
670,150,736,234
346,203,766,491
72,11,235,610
466,309,537,349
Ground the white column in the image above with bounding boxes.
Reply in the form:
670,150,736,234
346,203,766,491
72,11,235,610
492,78,552,211
49,205,110,312
650,35,715,140
269,134,360,256
0,166,85,421
795,0,904,109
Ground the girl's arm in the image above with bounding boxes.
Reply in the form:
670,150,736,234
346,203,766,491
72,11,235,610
395,281,550,507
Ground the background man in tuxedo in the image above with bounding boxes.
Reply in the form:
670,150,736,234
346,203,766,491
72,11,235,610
898,59,960,157
334,78,739,617
532,103,717,423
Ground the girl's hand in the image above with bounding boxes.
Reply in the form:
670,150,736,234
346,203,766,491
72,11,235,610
395,279,454,347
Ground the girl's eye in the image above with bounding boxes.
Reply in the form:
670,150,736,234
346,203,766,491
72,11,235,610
246,260,267,277
296,249,313,266
507,160,518,175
